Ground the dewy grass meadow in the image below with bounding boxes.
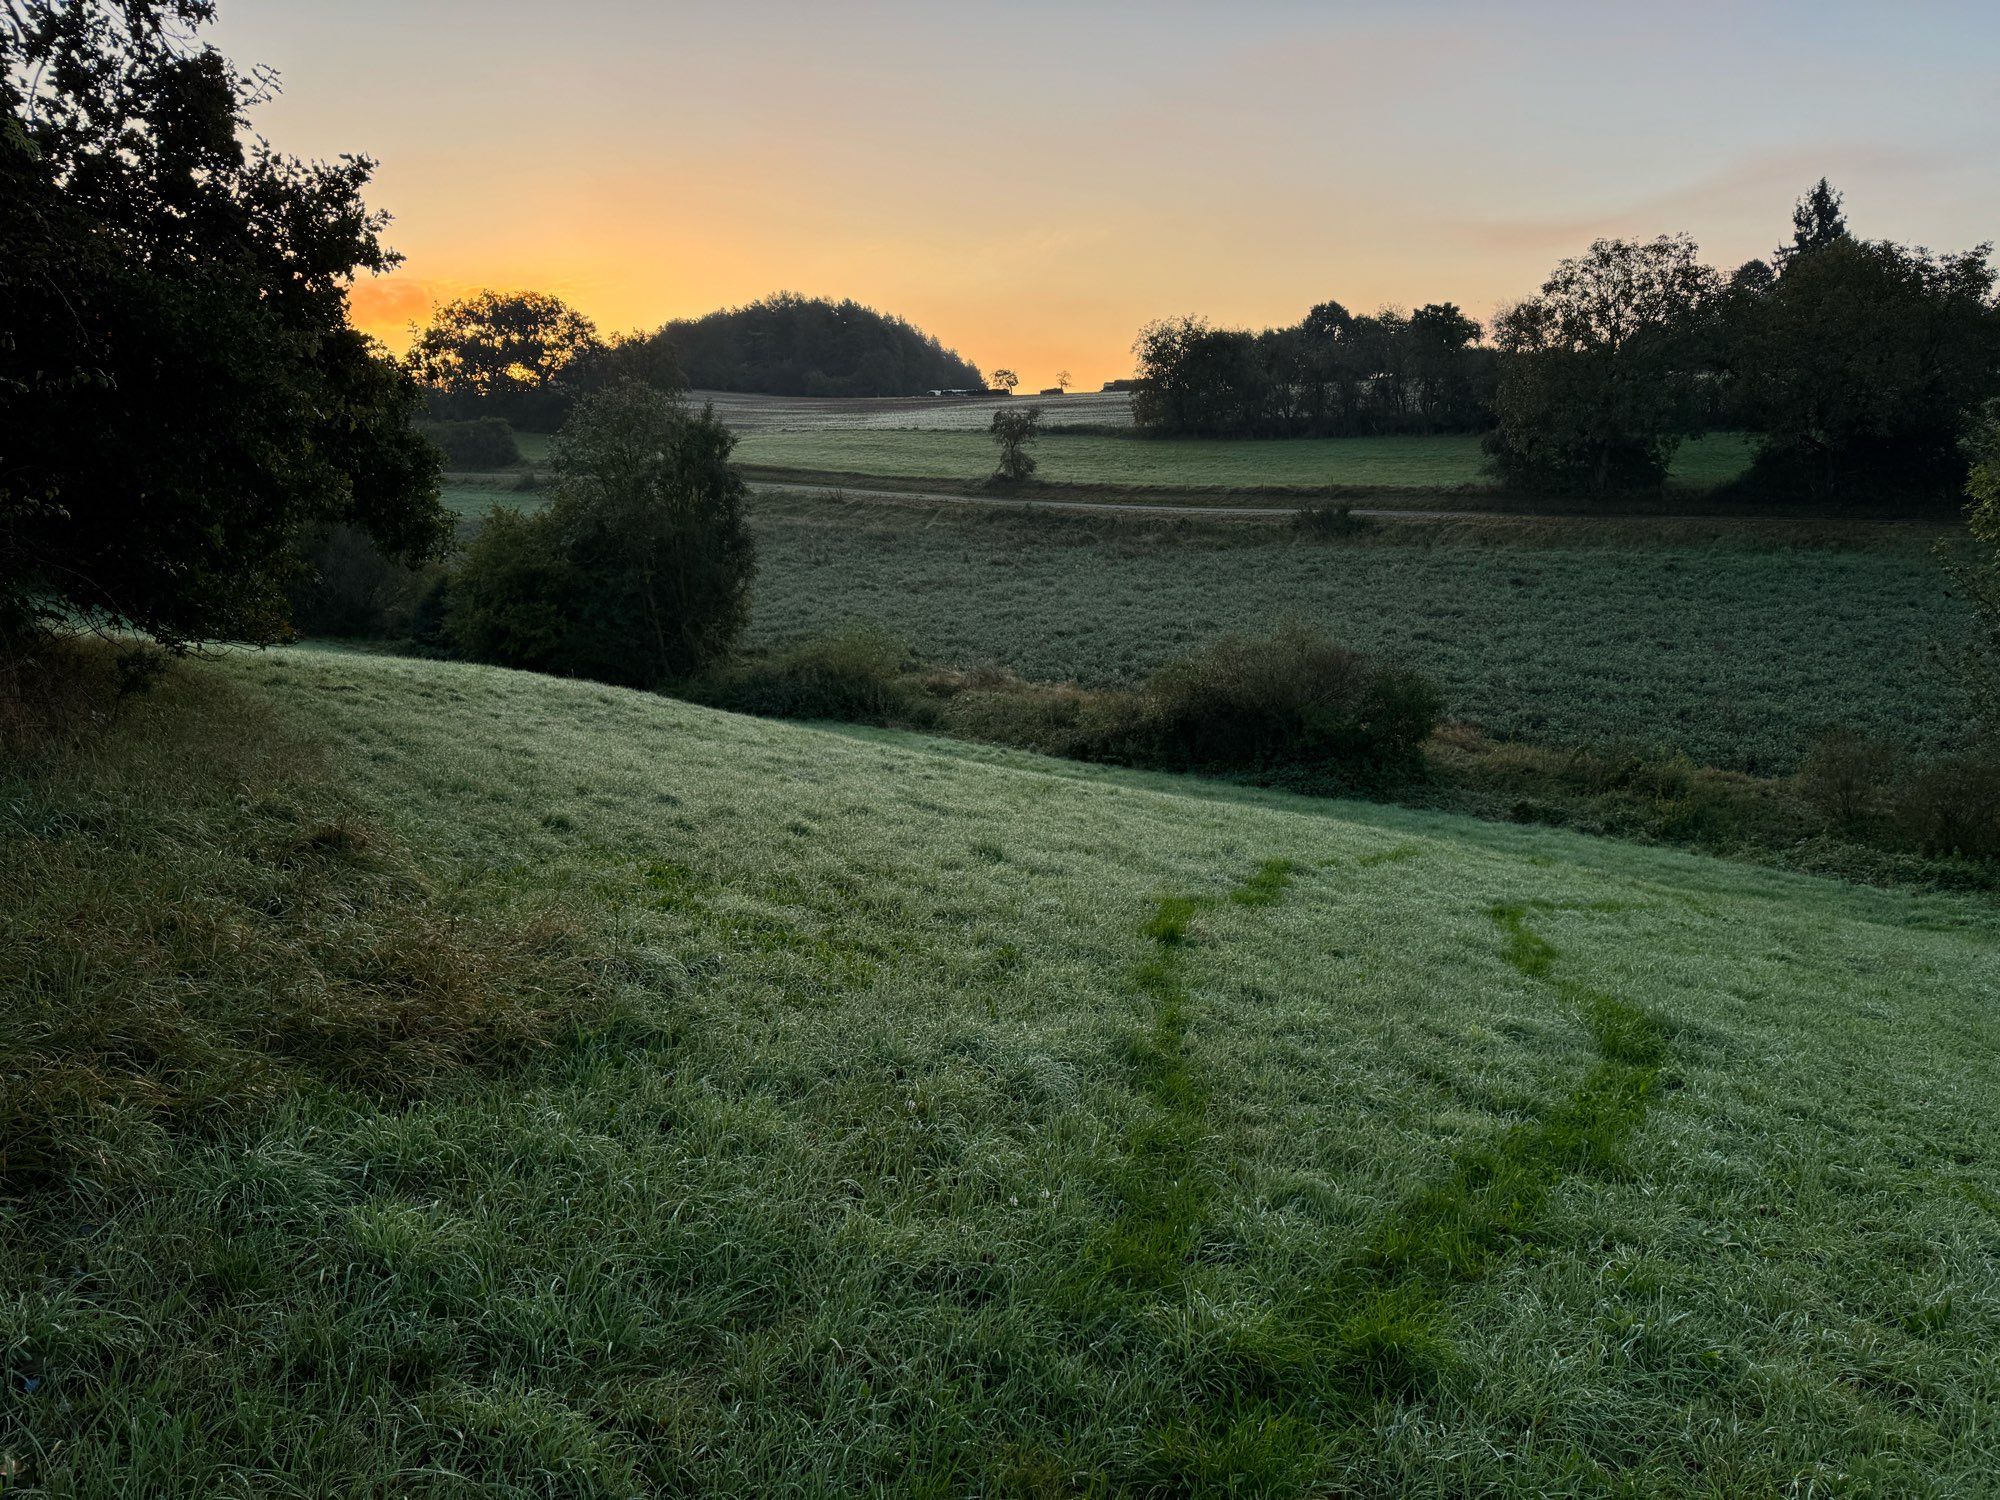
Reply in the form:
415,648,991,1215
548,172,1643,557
743,493,1970,774
4,647,1994,1494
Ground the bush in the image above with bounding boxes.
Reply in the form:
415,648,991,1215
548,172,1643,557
419,418,523,471
695,629,934,724
1138,625,1441,776
442,508,578,670
1797,727,1901,831
936,669,1144,762
1895,754,2000,859
444,383,754,687
285,524,447,640
1291,502,1376,541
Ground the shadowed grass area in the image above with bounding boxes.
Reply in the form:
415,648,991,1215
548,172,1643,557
0,647,613,1194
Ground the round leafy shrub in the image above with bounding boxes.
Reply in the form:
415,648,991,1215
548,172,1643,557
695,629,934,725
1139,624,1441,775
444,383,753,687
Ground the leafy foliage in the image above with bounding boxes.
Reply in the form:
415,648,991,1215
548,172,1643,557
418,417,523,470
692,627,930,724
1132,302,1492,438
446,383,753,685
283,524,445,642
1137,624,1441,776
642,292,983,397
0,0,447,649
990,404,1042,482
1955,401,2000,731
1727,236,1998,500
1486,236,1721,494
1777,176,1849,267
407,290,602,430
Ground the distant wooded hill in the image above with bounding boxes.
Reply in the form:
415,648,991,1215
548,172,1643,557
645,293,984,397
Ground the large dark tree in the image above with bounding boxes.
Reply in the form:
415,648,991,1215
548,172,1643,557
1486,235,1721,494
1130,317,1268,436
1778,177,1850,267
406,290,602,430
1729,222,1998,501
0,0,446,650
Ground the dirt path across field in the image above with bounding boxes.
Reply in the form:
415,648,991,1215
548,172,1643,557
744,476,1945,527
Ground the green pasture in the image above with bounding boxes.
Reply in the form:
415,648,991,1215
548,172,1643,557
5,648,1994,1494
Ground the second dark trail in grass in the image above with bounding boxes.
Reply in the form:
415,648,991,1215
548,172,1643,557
1059,866,1677,1494
1073,857,1299,1300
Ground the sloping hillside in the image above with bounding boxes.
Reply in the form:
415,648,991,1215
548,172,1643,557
5,648,1996,1495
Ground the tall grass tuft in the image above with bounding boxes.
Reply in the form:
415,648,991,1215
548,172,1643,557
0,642,607,1193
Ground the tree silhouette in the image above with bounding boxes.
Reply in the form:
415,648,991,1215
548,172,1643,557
990,406,1042,481
1,0,447,649
1779,178,1850,266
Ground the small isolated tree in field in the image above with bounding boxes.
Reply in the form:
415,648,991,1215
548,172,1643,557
1055,369,1072,393
990,406,1043,483
991,368,1020,395
1487,235,1720,495
447,382,753,686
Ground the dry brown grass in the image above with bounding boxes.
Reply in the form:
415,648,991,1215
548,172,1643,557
0,639,607,1193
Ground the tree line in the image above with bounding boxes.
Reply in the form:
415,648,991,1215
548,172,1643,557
1132,302,1493,438
1134,181,2000,502
409,289,984,429
5,1,1999,745
652,292,984,398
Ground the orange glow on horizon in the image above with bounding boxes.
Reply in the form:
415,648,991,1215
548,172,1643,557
224,3,1996,396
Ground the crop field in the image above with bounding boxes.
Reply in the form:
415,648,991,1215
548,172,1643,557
7,647,1995,1494
744,495,1969,773
692,388,1138,433
489,398,1753,497
730,427,1757,494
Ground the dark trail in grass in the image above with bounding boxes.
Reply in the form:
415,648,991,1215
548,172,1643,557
1115,894,1676,1493
1228,857,1297,908
1073,861,1297,1303
1489,900,1558,979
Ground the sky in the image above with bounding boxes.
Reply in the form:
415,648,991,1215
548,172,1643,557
214,1,2000,391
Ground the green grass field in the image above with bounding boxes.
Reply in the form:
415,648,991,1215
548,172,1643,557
443,478,548,518
745,496,1968,774
728,429,1756,493
6,647,1996,1494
